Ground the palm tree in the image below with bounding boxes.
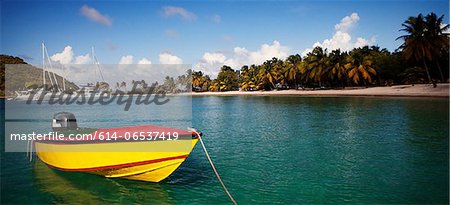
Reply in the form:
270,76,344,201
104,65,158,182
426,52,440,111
120,81,127,92
163,76,176,93
258,58,279,89
140,80,147,89
302,47,328,88
397,13,448,87
424,12,449,82
345,50,377,86
241,64,262,91
328,49,348,88
240,65,249,77
192,71,204,91
209,81,220,92
285,54,302,89
200,75,211,91
240,65,250,91
216,65,239,91
219,80,230,91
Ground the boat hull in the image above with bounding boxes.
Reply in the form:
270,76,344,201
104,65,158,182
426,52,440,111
35,137,198,182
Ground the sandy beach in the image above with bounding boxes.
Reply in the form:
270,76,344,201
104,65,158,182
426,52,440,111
190,83,450,97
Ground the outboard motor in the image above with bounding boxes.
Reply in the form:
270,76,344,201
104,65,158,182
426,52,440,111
52,112,78,132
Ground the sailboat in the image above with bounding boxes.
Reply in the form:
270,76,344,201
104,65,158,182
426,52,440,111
14,42,64,101
14,90,36,100
75,47,110,100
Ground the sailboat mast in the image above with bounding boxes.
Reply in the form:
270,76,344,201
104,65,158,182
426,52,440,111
92,46,105,82
42,42,46,89
62,65,66,91
92,46,97,85
44,45,58,92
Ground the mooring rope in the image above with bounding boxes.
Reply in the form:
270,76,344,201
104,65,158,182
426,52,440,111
26,139,30,159
27,138,34,162
191,130,237,205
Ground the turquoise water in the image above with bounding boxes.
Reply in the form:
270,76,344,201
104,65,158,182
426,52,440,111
1,97,449,204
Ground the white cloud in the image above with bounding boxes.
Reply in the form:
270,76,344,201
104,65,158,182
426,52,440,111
202,52,226,65
162,6,196,21
119,55,133,64
194,52,228,77
302,13,375,56
50,46,94,65
212,14,221,23
159,52,183,64
138,58,152,64
354,37,370,48
195,40,290,77
50,46,74,64
220,40,290,69
74,53,91,64
80,5,112,27
334,13,359,32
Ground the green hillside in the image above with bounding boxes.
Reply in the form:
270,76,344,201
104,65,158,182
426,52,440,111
1,55,79,97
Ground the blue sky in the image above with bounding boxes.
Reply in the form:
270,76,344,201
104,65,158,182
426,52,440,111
1,0,448,76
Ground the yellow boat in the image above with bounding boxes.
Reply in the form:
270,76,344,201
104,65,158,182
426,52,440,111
34,112,199,182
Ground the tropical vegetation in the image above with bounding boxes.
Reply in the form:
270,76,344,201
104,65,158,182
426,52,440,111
191,12,449,92
397,12,449,87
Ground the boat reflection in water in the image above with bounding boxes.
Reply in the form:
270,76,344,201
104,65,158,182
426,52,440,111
33,160,174,204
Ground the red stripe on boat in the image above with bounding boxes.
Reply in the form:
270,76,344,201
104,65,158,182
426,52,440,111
46,154,189,172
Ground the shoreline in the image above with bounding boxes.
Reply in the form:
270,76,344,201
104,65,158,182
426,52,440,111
3,84,448,99
189,83,450,98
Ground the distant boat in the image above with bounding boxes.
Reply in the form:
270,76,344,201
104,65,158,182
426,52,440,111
14,90,34,101
75,83,105,99
33,112,199,182
74,46,110,99
14,42,63,101
14,88,52,101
